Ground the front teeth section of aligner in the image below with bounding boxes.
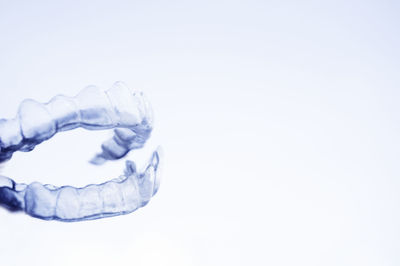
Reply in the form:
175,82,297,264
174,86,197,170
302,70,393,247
0,82,160,222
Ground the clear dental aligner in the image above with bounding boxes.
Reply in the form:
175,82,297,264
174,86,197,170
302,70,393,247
0,82,160,222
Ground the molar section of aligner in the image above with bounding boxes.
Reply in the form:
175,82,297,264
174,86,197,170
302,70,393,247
113,128,138,150
114,128,137,144
99,137,130,160
105,82,144,127
46,95,81,131
24,182,58,219
18,99,56,148
89,129,132,165
75,86,116,129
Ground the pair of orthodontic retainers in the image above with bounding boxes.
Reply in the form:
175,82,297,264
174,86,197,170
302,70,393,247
0,82,160,222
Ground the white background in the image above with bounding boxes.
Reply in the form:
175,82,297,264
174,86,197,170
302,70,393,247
0,1,399,265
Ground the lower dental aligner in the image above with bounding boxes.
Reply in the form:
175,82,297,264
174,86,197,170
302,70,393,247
0,82,160,222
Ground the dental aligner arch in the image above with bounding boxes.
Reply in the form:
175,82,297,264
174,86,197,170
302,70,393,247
0,82,160,222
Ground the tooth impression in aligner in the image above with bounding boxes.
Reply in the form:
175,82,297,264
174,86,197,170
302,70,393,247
0,82,161,222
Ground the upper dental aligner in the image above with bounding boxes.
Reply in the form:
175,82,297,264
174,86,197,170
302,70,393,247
0,81,153,164
0,82,160,222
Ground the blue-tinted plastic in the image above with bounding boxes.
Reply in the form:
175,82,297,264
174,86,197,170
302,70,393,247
0,82,160,222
